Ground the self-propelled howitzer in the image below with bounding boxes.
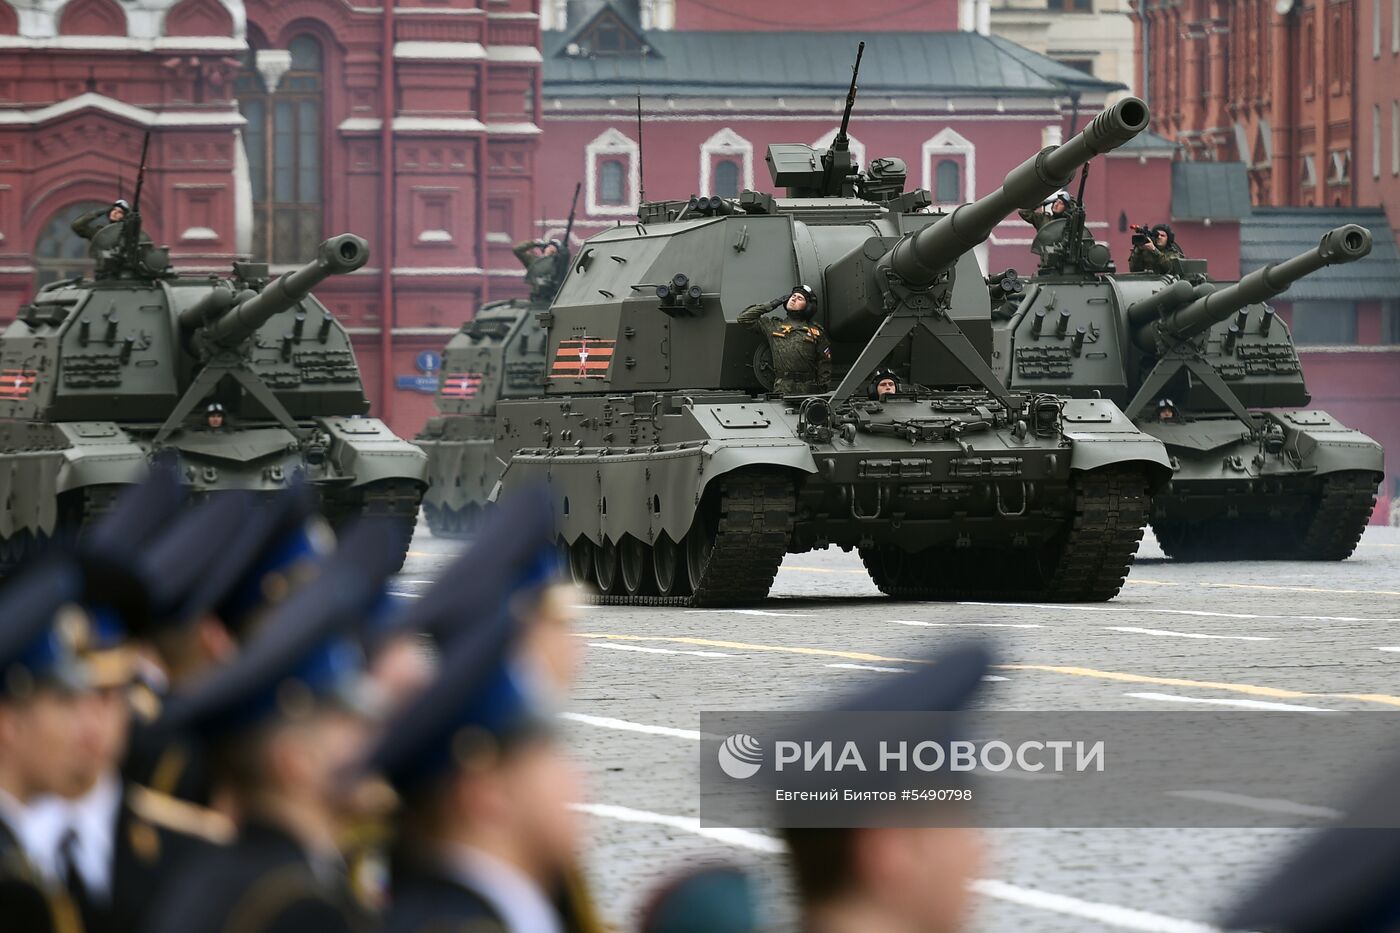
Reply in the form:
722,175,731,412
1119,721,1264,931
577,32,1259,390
992,224,1382,560
0,231,427,574
490,95,1171,606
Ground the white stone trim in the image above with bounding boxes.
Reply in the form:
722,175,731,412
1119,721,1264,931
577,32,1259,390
392,117,488,133
232,127,252,257
417,230,452,243
394,41,487,60
180,227,219,241
254,50,292,94
810,127,866,171
921,127,976,205
339,117,383,133
487,46,543,63
0,35,247,51
544,97,1071,117
697,127,753,197
0,93,244,128
586,127,639,217
484,121,542,135
390,267,486,276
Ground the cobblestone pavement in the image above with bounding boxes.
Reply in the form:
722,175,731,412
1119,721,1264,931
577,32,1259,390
393,525,1400,932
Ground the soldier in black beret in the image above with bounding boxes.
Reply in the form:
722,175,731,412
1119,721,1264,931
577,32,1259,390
141,520,403,933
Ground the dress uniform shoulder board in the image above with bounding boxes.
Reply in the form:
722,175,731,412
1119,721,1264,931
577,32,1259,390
224,864,343,933
127,785,235,844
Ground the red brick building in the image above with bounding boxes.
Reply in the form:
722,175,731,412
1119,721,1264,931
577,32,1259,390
0,0,543,437
1357,0,1400,241
1134,0,1359,207
537,1,1244,287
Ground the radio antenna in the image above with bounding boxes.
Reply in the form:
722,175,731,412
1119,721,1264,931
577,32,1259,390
636,88,646,207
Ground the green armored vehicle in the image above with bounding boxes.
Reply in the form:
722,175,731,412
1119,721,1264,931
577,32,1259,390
490,94,1173,606
416,297,549,536
991,211,1382,560
0,203,427,573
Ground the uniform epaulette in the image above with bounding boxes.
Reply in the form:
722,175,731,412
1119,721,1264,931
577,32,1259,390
127,784,235,845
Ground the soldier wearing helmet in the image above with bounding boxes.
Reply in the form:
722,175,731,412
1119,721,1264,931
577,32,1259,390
1129,223,1185,274
204,403,225,432
513,238,567,305
1017,192,1073,231
71,200,132,241
738,285,832,395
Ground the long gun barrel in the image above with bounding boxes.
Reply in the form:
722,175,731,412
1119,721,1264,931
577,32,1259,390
884,96,1150,289
1132,224,1372,349
202,234,369,348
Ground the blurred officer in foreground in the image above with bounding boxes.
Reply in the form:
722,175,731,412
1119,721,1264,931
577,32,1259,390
368,613,597,933
1222,750,1400,932
141,521,403,933
782,643,992,933
0,563,94,933
125,486,330,804
638,863,762,933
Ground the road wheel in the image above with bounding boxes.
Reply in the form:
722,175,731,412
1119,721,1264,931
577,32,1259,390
568,537,596,586
596,538,622,594
652,533,690,597
684,523,715,594
619,536,655,597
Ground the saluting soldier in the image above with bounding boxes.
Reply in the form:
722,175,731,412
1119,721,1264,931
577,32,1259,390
738,284,832,395
1016,192,1072,231
140,521,403,933
0,563,100,933
72,201,131,241
513,238,567,305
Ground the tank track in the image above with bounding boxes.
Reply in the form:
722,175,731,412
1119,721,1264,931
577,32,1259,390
423,502,482,539
327,479,424,572
862,466,1151,602
1153,470,1376,562
584,469,794,608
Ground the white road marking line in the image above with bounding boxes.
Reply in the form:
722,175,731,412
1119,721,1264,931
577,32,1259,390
1378,647,1400,653
393,579,436,585
573,803,1217,932
960,601,1400,624
1105,626,1275,642
1125,692,1334,712
586,642,732,658
825,662,910,673
560,712,702,741
387,591,422,599
982,675,1010,682
685,609,814,617
1164,789,1343,820
892,620,1044,629
969,880,1221,933
569,802,784,852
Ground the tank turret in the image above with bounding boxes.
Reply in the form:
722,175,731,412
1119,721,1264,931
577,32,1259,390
991,221,1383,562
1132,225,1372,349
825,97,1149,346
0,228,424,575
193,235,369,351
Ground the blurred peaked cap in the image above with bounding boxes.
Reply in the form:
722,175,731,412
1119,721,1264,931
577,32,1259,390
838,641,992,713
158,518,400,738
84,467,187,555
0,562,94,697
397,487,557,644
363,607,545,794
140,491,259,632
639,865,761,933
188,484,326,637
1221,752,1400,933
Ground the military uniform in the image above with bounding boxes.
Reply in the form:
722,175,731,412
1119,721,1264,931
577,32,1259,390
0,812,81,933
1129,241,1184,274
144,821,368,933
737,303,832,394
513,241,565,305
71,209,115,241
1016,207,1058,230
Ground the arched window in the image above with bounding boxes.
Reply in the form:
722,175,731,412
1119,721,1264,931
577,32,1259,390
935,159,962,203
713,160,740,198
34,202,107,290
235,35,324,263
599,159,626,205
